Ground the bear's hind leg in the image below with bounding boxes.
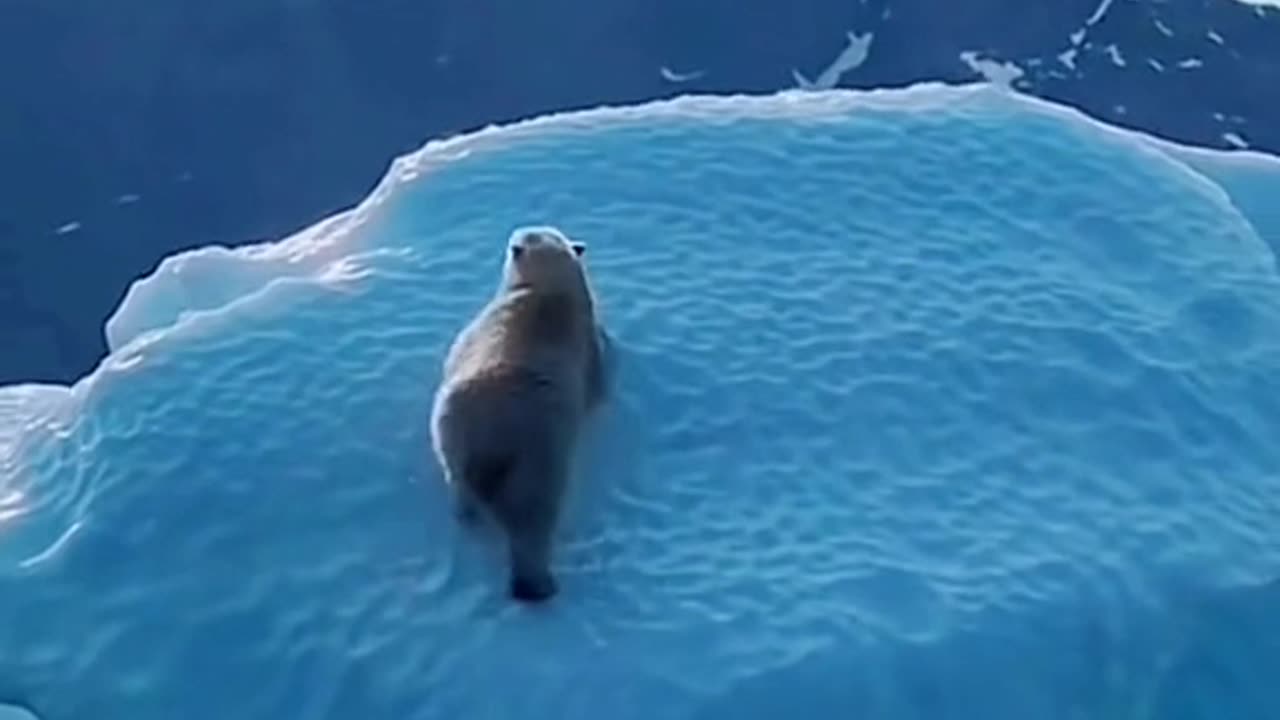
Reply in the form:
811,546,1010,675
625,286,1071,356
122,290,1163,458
490,425,570,604
495,482,562,604
507,520,558,603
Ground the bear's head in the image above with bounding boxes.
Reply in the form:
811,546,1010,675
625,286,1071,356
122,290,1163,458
502,226,589,294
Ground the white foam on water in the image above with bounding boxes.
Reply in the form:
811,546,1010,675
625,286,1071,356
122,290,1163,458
792,31,873,90
959,51,1025,87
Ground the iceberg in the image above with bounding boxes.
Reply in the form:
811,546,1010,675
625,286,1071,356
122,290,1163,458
1,83,1279,719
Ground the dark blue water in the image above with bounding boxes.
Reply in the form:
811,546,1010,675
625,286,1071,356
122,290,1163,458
1,0,1278,384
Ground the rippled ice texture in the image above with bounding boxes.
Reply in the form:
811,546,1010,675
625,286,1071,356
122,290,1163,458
2,83,1280,720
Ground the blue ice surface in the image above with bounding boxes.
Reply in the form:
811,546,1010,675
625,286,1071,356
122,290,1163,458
1,82,1280,719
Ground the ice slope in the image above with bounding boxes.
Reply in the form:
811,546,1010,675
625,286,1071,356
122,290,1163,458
1,82,1279,719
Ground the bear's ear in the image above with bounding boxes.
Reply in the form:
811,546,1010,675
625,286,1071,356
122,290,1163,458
570,241,586,257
